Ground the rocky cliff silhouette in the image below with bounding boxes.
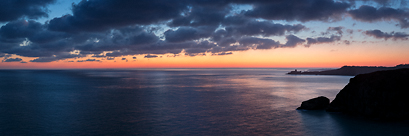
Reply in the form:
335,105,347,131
326,68,409,120
288,64,409,76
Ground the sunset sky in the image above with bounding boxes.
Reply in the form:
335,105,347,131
0,0,408,69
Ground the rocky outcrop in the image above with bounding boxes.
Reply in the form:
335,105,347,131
297,96,330,110
326,68,409,120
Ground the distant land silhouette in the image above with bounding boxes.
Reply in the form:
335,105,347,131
288,64,409,76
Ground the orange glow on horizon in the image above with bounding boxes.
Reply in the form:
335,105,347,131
1,42,408,69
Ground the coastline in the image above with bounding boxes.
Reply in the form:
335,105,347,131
287,64,409,76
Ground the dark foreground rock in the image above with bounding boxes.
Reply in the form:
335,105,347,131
326,68,409,120
297,96,330,110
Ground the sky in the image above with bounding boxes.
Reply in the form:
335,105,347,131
0,0,408,69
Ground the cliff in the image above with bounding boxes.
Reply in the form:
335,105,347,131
288,64,409,76
326,68,409,120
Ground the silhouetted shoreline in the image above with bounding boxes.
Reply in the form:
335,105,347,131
288,64,409,76
298,68,409,121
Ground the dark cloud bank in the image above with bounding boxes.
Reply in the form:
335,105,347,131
364,29,409,40
0,0,408,62
0,0,56,22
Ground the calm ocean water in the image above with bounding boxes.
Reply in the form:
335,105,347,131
0,69,408,135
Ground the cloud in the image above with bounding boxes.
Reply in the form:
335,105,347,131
168,6,228,27
75,26,160,52
5,48,53,58
2,57,22,62
0,53,9,57
144,54,158,58
306,35,342,45
0,20,69,46
92,54,107,58
224,20,305,37
184,48,209,56
5,23,161,62
283,35,306,47
209,34,309,53
216,37,237,47
30,57,60,63
346,29,354,34
0,20,43,39
327,26,344,35
364,29,409,40
77,59,101,62
30,53,84,62
183,41,217,56
48,0,187,32
222,15,252,26
238,37,281,49
244,0,351,22
0,0,56,22
0,1,317,62
348,5,409,28
211,29,229,42
165,26,216,42
87,59,98,61
0,20,80,58
212,52,233,56
357,0,400,5
135,41,194,55
344,40,351,45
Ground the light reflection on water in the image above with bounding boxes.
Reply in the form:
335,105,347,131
0,69,408,135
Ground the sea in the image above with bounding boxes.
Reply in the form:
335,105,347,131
0,68,408,135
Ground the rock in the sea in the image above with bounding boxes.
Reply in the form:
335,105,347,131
297,96,330,110
326,68,409,120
